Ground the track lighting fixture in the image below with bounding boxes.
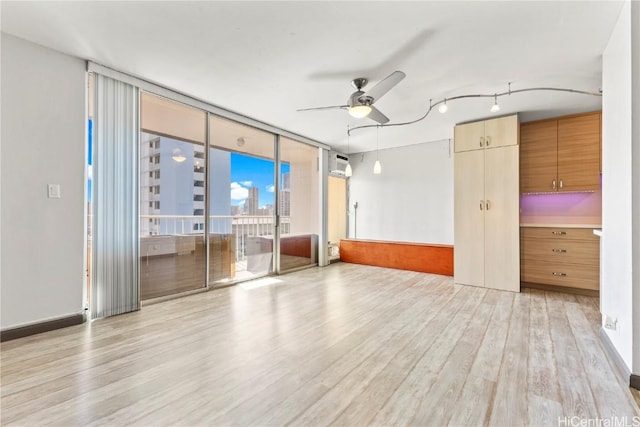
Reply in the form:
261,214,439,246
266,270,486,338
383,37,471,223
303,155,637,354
490,94,500,113
347,84,602,136
438,98,448,113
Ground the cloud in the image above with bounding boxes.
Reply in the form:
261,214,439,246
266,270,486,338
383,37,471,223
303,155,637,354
239,180,253,187
230,182,248,201
265,184,275,193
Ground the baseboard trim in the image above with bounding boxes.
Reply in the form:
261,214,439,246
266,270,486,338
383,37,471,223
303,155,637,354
631,374,640,391
599,327,633,384
1,313,85,342
521,281,599,297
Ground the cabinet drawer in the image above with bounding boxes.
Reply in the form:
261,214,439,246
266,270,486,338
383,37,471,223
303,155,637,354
520,238,599,264
521,227,598,242
521,259,599,290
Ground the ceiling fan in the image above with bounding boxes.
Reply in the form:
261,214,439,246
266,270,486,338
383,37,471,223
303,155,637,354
298,71,406,124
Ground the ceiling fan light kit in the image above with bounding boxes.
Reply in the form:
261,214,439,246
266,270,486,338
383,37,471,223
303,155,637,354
348,104,372,118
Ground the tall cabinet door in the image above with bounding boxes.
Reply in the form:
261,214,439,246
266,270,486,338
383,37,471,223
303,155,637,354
454,150,485,287
484,145,520,292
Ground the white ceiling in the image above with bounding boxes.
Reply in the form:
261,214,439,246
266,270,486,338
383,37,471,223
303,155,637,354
1,1,623,153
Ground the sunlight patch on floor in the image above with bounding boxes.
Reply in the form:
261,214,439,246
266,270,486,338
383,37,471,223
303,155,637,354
240,277,283,290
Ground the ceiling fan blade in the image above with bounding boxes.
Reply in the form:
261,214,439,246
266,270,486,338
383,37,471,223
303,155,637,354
362,71,406,103
367,106,389,124
297,105,348,112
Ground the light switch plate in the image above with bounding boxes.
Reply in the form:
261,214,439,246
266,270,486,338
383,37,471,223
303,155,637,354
47,184,61,199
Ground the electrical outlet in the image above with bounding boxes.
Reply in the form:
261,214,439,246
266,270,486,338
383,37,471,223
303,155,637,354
603,315,618,331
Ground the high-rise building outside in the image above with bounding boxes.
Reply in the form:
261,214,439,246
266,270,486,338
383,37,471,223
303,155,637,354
280,172,291,216
244,186,259,215
140,135,205,235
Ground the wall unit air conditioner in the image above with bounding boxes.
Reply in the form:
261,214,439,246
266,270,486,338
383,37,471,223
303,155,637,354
329,151,349,176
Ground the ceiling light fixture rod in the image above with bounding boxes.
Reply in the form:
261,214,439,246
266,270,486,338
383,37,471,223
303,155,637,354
347,86,602,135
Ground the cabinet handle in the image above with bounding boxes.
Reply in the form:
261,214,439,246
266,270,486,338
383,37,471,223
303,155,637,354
485,200,490,210
552,179,557,190
479,137,484,147
480,200,484,210
552,272,567,277
552,249,567,253
559,179,564,189
552,231,567,235
486,136,491,146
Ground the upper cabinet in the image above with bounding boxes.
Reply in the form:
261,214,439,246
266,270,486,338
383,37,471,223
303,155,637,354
520,111,601,193
454,115,519,152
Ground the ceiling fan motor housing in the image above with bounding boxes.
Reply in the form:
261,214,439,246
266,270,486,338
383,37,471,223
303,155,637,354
348,91,373,108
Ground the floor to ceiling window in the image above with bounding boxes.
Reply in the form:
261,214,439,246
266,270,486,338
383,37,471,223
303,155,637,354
139,93,207,300
131,91,322,297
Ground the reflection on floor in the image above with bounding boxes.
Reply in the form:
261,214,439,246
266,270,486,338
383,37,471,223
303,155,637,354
140,238,315,300
140,239,207,300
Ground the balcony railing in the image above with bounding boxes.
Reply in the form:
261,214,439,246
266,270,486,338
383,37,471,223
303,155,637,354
140,214,291,263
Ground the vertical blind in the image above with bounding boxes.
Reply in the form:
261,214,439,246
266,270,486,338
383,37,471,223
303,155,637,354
91,73,140,319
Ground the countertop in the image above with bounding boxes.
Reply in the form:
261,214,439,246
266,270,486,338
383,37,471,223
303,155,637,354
520,223,602,229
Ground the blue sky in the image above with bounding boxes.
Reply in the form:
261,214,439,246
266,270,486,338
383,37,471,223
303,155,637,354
230,152,289,207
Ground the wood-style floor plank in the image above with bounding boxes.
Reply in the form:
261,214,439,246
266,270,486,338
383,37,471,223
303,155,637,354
527,289,562,426
1,263,638,426
546,291,601,419
488,291,531,425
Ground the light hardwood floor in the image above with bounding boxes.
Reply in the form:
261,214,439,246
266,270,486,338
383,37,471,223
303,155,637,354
1,263,638,426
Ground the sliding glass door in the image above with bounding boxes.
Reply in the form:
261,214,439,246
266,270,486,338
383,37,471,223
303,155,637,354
209,116,276,283
139,93,207,300
278,137,320,272
136,92,320,297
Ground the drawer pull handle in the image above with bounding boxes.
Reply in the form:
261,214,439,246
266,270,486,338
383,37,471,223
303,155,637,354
552,249,567,253
552,272,567,277
552,231,567,235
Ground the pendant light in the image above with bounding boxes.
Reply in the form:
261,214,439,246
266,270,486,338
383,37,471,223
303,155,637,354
373,125,381,174
345,125,353,177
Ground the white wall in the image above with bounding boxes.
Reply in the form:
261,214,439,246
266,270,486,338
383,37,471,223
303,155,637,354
1,34,86,329
348,139,453,245
630,0,640,376
601,1,636,373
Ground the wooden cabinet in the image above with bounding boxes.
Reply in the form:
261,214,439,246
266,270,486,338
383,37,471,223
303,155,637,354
521,227,599,292
520,111,601,193
454,115,520,292
454,115,519,152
